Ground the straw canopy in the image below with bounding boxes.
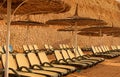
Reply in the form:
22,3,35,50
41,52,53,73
57,28,75,31
46,3,107,26
0,0,71,14
46,17,107,26
11,20,46,26
104,31,120,36
77,31,103,37
80,26,120,33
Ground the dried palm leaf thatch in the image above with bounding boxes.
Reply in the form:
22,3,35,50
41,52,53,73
77,31,103,37
104,30,120,36
46,4,107,26
0,0,71,15
80,26,120,33
11,20,46,26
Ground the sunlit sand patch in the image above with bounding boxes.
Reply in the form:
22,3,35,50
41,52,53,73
103,62,120,67
67,74,87,77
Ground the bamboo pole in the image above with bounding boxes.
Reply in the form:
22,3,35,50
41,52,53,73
5,0,11,77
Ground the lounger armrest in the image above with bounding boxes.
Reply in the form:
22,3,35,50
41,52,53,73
66,58,75,62
81,56,89,59
58,59,68,63
72,57,78,60
18,66,32,72
41,62,53,67
9,68,21,77
76,56,83,60
31,64,44,70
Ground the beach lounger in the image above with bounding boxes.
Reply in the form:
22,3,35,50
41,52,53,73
92,46,117,58
31,45,76,73
21,45,69,76
76,46,104,62
62,45,98,65
23,45,30,53
15,53,61,77
27,45,35,52
65,45,103,63
1,54,47,77
100,46,119,56
117,45,120,50
61,49,95,66
44,44,53,54
27,52,74,76
54,50,89,69
105,46,120,55
36,50,76,73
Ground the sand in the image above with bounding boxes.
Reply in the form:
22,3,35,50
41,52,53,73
66,56,120,77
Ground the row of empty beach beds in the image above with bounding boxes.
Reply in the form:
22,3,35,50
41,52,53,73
0,44,120,77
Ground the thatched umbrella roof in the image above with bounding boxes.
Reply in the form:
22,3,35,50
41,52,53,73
11,20,46,26
104,31,120,36
46,3,107,26
80,26,120,33
77,31,103,37
0,0,71,15
57,28,75,31
46,17,107,26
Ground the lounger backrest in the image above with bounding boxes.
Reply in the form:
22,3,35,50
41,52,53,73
65,45,69,48
102,45,107,51
117,45,120,49
94,47,100,53
77,46,84,56
1,54,17,69
91,46,97,54
73,48,80,57
49,45,54,50
106,46,110,51
112,46,117,50
44,44,49,49
27,53,40,66
37,51,50,63
67,50,75,59
61,50,69,59
111,46,114,50
0,46,4,53
59,44,63,49
63,44,66,49
100,46,106,52
28,45,34,52
33,45,39,50
33,45,40,52
23,45,29,53
97,47,103,52
15,53,30,68
54,50,63,61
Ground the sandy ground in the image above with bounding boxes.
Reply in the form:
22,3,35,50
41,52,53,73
66,56,120,77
